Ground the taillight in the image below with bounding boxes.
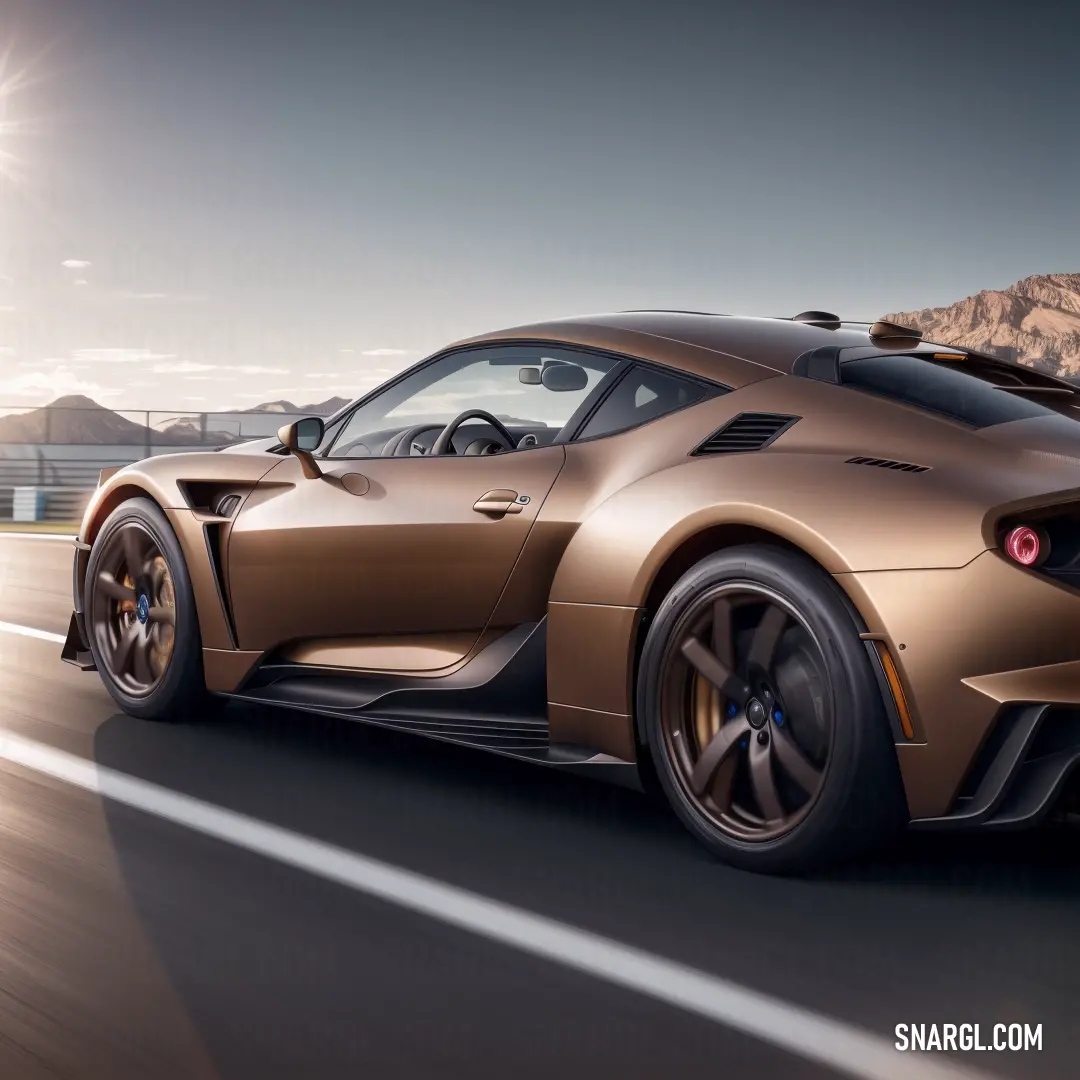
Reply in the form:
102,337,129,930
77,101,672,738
1004,525,1047,567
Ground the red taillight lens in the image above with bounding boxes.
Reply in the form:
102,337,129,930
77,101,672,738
1004,525,1044,566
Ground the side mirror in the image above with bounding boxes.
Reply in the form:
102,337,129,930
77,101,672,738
541,363,588,392
518,366,542,385
277,416,325,479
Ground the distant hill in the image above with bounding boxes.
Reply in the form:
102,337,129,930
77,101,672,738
888,273,1080,377
0,395,238,445
246,396,349,416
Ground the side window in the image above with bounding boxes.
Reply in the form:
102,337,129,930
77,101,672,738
575,365,712,440
326,346,618,458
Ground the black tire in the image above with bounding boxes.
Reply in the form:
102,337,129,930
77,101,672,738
84,497,213,721
638,544,907,874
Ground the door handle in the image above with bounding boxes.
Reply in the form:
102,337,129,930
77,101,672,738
473,489,524,516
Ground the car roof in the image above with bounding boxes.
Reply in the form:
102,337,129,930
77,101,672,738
462,310,895,379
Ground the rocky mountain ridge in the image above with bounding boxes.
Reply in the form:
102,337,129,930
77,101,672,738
887,273,1080,376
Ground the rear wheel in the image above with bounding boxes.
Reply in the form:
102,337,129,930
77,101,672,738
638,545,906,873
85,497,212,721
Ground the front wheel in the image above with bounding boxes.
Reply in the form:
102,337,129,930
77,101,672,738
638,545,906,874
84,497,212,721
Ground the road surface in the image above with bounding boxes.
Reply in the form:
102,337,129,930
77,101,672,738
0,534,1076,1079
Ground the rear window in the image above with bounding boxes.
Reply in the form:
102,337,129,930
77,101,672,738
840,355,1060,428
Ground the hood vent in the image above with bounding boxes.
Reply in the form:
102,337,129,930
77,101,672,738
846,456,930,474
694,413,800,455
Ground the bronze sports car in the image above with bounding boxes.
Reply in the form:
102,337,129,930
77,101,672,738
62,310,1080,872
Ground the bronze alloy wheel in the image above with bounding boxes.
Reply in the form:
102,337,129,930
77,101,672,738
658,582,832,842
84,497,211,721
641,545,906,872
90,522,177,695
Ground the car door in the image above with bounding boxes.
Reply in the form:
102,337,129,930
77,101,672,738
225,344,618,665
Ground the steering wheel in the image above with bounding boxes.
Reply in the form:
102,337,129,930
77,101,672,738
429,410,517,456
380,424,444,457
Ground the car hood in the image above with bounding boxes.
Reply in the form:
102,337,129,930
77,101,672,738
215,436,282,454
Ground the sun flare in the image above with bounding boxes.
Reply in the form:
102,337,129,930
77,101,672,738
0,42,45,187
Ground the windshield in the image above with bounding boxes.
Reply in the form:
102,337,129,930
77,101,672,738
326,346,618,457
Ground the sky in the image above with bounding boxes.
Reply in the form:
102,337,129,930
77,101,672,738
0,0,1078,412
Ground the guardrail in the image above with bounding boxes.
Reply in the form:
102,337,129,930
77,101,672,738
0,402,320,448
0,457,125,489
0,487,91,524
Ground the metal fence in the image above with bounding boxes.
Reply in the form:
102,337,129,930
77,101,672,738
0,402,322,521
0,402,318,449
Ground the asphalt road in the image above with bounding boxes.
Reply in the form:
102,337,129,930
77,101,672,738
0,534,1077,1080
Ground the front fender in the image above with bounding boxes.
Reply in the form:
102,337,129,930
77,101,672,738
79,451,281,543
76,451,285,656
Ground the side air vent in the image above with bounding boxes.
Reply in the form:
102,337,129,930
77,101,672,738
846,456,930,474
693,413,800,455
213,493,243,517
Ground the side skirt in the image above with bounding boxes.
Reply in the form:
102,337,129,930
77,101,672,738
221,618,643,791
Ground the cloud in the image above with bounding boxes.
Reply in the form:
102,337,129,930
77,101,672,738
152,360,216,374
0,366,116,401
0,305,15,313
229,364,289,375
338,349,354,354
185,375,237,382
183,396,206,402
234,388,308,399
0,346,14,356
73,279,89,286
72,348,177,364
61,259,92,269
114,291,208,302
361,348,413,356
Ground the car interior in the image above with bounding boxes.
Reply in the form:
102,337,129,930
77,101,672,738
319,347,714,460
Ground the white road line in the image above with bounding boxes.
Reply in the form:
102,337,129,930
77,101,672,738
0,532,77,541
0,620,66,644
0,729,991,1080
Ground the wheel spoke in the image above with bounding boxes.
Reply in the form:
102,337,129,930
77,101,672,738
772,726,822,794
690,718,749,795
747,603,787,672
147,605,175,626
680,637,750,705
113,622,139,674
710,596,735,666
131,633,154,686
708,756,739,811
121,527,149,579
749,736,784,821
96,572,136,603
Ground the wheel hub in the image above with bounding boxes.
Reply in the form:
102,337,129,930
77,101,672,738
90,524,177,697
745,697,767,729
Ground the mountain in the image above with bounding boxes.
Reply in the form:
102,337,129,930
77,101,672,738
887,273,1080,377
0,395,237,445
246,396,349,416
